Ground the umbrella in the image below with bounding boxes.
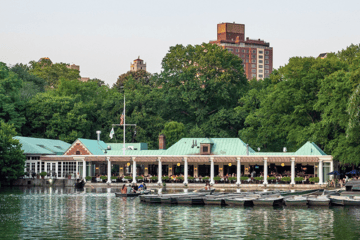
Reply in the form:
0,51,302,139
328,171,341,176
346,170,360,175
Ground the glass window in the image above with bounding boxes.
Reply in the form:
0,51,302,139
252,50,256,53
265,60,269,64
252,74,256,77
252,55,256,58
265,65,269,69
259,74,263,78
259,65,263,68
259,60,263,63
259,50,263,54
242,49,245,53
251,64,256,68
265,70,269,73
265,56,269,59
251,69,256,72
252,59,256,63
259,70,263,73
265,51,269,55
246,50,249,53
227,48,233,52
242,54,245,58
259,55,263,59
236,49,239,52
246,59,249,63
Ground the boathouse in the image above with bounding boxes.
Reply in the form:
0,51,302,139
37,135,334,186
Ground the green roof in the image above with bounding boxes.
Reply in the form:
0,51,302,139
294,142,327,155
163,138,255,156
107,149,166,156
14,136,71,155
106,143,148,151
78,138,108,155
200,138,214,144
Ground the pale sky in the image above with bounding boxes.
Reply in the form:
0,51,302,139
1,0,359,86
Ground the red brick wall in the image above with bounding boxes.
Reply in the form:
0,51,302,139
65,142,91,155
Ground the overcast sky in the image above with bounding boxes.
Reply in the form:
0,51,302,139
1,0,359,86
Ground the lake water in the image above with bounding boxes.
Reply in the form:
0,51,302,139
1,187,360,239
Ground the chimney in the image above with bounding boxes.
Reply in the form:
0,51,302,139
159,134,166,150
96,131,101,141
246,144,249,155
283,147,287,153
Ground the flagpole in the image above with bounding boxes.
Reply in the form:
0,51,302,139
123,94,126,156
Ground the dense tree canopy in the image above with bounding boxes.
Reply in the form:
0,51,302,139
1,42,360,167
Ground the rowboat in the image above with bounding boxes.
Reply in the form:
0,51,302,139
280,189,322,196
115,190,150,198
225,196,260,206
307,196,330,206
284,196,308,206
253,195,283,206
330,196,345,206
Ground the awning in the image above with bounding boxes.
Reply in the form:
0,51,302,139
213,157,237,163
188,157,210,163
161,157,183,163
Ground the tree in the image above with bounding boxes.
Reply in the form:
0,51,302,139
113,70,152,91
161,121,186,148
0,62,26,131
29,58,80,87
156,43,248,137
0,121,26,184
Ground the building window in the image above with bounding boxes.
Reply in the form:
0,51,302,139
265,70,269,73
251,64,256,68
259,74,263,78
242,49,245,53
76,151,80,155
259,60,263,63
252,74,256,78
265,60,269,64
246,59,249,63
252,59,256,63
265,51,269,55
227,48,233,52
236,49,239,52
242,54,245,58
203,146,208,152
265,56,269,59
259,70,263,73
265,65,269,69
252,55,256,58
259,50,263,54
252,50,256,53
251,69,256,72
259,55,263,59
259,65,263,68
246,50,249,53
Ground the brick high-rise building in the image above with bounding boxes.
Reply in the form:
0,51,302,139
210,22,273,80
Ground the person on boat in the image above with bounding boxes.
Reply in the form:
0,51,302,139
143,183,147,190
121,184,127,194
127,184,133,194
134,183,139,191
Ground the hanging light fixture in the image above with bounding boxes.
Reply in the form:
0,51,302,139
177,163,180,167
127,162,130,166
281,163,285,167
228,163,232,167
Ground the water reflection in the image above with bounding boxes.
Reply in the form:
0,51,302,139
1,187,360,239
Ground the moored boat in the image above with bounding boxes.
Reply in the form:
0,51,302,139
330,196,345,206
225,196,259,206
253,195,283,206
284,196,308,206
343,196,360,206
115,190,150,198
307,196,330,206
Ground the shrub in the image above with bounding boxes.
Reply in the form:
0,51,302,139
309,177,319,183
267,177,276,181
228,177,237,181
202,177,210,181
295,177,304,182
188,176,194,180
85,176,92,181
213,176,221,181
254,177,264,181
240,176,249,181
162,176,169,180
100,176,107,180
150,176,158,180
281,177,291,182
124,176,133,180
39,172,47,177
136,176,144,180
111,176,117,179
176,176,184,180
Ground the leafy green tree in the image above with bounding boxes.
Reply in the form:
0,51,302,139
113,70,152,91
29,58,80,87
161,121,186,147
0,62,26,131
0,121,26,184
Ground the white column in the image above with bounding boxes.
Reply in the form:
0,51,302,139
158,157,162,185
76,161,79,179
290,158,295,185
319,160,323,184
107,157,111,184
263,157,268,185
132,157,137,184
184,157,188,185
330,160,334,180
82,159,86,181
236,157,241,185
210,157,214,185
